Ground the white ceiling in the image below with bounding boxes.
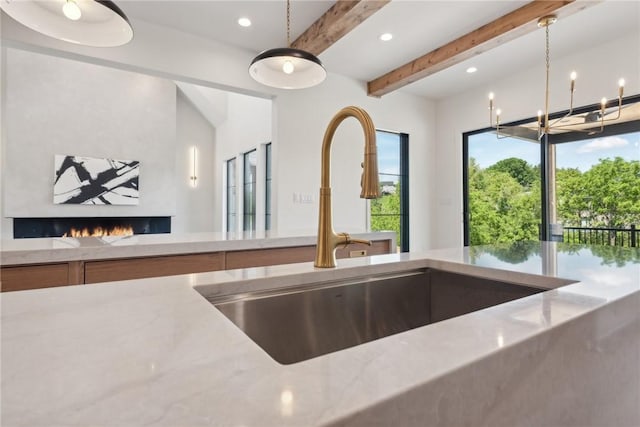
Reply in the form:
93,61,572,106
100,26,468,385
118,1,640,99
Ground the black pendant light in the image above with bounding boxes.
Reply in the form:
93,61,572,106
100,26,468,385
0,0,133,47
249,0,326,89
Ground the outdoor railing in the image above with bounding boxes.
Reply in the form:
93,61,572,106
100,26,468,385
563,225,638,248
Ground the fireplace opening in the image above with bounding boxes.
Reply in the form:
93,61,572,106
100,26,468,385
13,217,171,239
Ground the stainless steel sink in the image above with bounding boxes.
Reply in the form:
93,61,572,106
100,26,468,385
204,269,542,365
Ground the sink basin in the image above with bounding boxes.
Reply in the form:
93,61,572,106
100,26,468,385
204,269,543,364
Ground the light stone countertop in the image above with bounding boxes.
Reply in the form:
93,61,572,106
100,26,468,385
0,231,396,265
1,242,639,426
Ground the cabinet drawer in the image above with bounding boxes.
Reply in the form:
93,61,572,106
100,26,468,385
226,246,317,269
85,252,225,284
1,263,70,292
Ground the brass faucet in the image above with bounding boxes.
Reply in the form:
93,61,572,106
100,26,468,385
315,106,380,268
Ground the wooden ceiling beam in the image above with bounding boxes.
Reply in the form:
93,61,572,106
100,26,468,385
291,0,390,56
367,0,598,97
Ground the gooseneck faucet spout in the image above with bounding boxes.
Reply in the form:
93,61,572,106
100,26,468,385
315,106,380,268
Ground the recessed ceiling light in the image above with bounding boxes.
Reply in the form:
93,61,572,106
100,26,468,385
238,17,251,27
379,33,393,42
466,67,478,74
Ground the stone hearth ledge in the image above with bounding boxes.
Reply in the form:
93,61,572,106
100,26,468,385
0,230,396,265
1,242,639,426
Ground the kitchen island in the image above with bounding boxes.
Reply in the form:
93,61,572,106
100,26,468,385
0,231,395,290
1,242,639,426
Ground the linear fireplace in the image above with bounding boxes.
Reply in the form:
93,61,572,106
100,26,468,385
13,217,171,239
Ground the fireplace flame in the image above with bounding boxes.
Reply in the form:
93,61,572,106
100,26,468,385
63,225,134,238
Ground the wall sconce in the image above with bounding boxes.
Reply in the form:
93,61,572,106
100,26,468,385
190,146,198,187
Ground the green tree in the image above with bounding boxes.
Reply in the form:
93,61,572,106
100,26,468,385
556,167,586,227
469,164,539,245
371,182,401,247
487,157,537,189
582,157,640,228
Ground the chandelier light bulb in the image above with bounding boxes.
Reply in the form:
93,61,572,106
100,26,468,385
570,71,577,81
618,78,625,88
238,17,252,27
62,0,82,20
601,97,607,110
496,108,502,117
488,92,494,101
282,60,295,74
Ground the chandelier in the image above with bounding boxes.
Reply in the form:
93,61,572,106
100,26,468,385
488,14,625,140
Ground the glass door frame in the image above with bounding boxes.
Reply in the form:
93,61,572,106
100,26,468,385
463,94,640,246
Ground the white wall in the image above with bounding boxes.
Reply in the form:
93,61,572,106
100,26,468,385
173,90,217,233
433,31,640,249
214,92,272,233
0,48,227,238
1,16,435,250
273,74,435,252
1,48,177,238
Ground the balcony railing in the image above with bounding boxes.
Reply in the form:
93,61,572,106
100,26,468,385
563,225,638,248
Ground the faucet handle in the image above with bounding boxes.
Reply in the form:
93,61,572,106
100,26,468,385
350,238,372,246
337,232,372,248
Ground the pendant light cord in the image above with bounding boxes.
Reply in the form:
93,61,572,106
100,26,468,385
286,0,291,47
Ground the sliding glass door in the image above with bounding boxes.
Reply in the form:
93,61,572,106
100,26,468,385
464,131,541,246
464,96,640,247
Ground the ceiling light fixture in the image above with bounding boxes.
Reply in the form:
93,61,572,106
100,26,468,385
379,33,393,41
0,0,133,47
238,17,252,27
249,0,326,89
466,66,477,74
488,15,624,139
62,0,82,21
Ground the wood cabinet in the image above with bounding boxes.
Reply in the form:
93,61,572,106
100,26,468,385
1,238,393,291
84,252,225,284
226,240,391,270
226,246,317,270
1,263,73,292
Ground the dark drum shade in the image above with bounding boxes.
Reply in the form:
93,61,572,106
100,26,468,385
249,47,326,89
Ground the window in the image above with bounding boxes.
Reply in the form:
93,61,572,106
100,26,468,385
554,124,640,247
265,143,272,231
463,130,541,245
464,96,640,247
226,158,236,232
370,130,409,252
243,149,257,231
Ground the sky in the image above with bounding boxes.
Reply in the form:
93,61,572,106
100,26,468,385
376,130,400,181
470,130,640,172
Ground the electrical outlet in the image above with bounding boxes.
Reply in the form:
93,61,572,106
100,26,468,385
350,249,367,258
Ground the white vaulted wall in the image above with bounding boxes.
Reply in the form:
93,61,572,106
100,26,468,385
1,48,176,238
0,48,222,238
173,90,217,233
214,92,272,233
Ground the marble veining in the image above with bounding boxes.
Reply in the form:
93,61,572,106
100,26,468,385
1,242,639,426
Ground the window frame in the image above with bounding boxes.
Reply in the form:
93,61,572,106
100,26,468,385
463,94,640,246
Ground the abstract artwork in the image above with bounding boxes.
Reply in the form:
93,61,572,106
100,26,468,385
54,155,140,205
